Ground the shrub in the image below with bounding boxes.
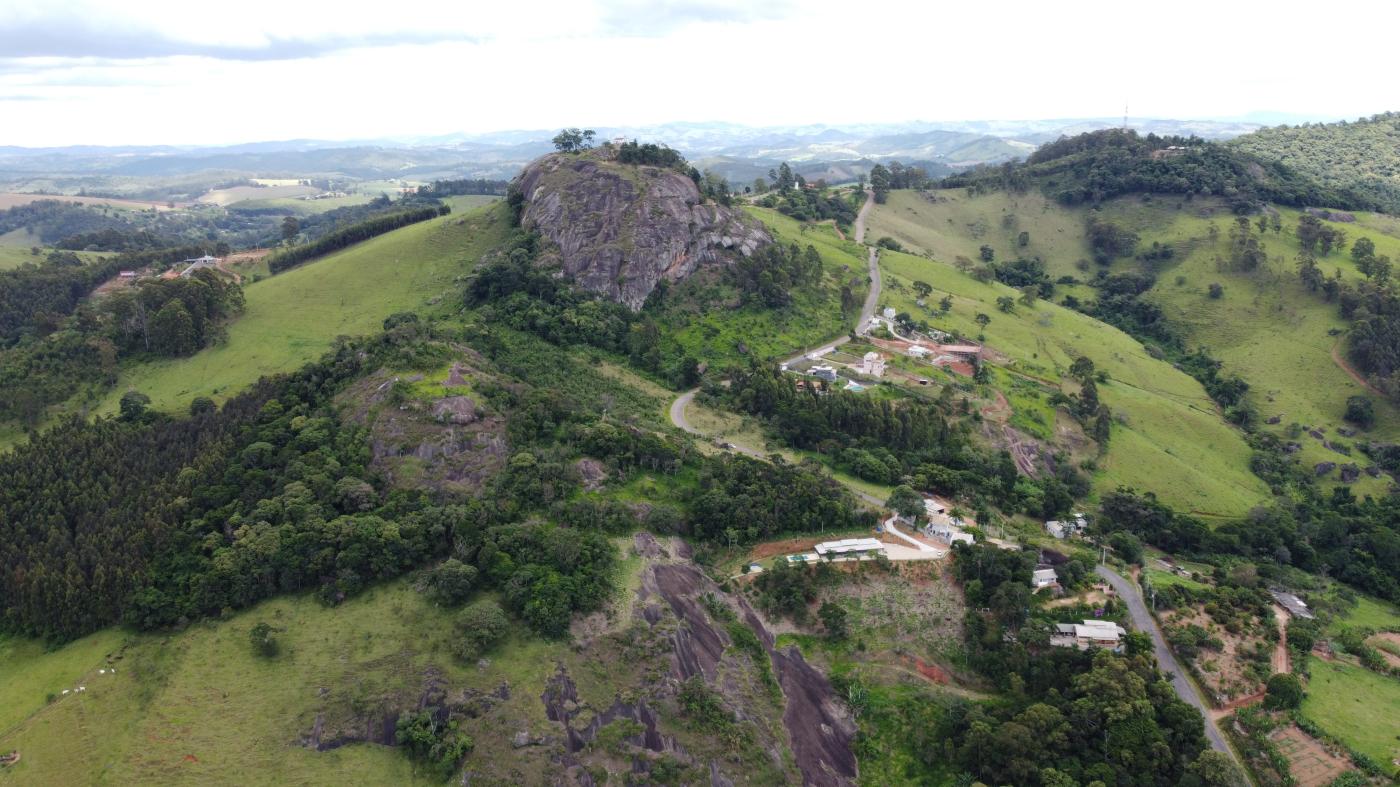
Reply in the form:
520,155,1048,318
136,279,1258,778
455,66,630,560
454,600,509,662
1264,673,1303,709
249,621,278,658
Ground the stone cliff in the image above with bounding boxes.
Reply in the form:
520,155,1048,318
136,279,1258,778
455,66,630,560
515,151,771,309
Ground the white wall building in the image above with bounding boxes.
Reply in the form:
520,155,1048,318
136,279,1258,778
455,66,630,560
860,351,886,377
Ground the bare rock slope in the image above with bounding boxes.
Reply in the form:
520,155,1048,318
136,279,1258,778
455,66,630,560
516,151,770,309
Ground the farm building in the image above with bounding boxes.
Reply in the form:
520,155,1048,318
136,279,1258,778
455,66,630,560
814,538,884,558
178,255,219,278
1032,568,1059,589
1269,590,1315,619
860,351,886,377
1051,620,1127,651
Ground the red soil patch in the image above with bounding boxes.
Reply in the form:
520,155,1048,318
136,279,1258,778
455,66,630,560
182,754,199,763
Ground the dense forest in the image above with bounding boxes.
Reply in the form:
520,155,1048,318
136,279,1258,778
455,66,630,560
1230,113,1400,214
943,129,1373,212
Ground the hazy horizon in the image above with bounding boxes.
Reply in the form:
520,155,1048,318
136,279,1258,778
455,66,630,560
3,0,1397,147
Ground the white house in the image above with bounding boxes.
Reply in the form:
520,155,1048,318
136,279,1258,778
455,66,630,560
814,538,884,558
908,344,930,358
860,351,886,377
1032,568,1059,589
928,521,974,546
1051,620,1127,650
1045,521,1068,539
810,364,838,382
179,255,219,278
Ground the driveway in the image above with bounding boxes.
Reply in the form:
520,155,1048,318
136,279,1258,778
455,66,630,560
1095,565,1244,770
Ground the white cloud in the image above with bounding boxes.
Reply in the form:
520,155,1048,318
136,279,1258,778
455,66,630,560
0,0,1395,146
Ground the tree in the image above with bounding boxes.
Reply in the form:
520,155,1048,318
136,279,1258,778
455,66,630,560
1264,673,1303,709
551,128,596,153
1108,531,1143,564
1069,356,1096,383
1017,231,1030,247
1352,236,1375,263
249,621,278,657
996,295,1016,313
868,164,890,203
912,280,933,299
939,295,954,313
280,215,300,241
119,390,150,421
151,299,198,357
1344,395,1375,429
819,601,848,641
427,559,478,605
886,484,925,520
1207,283,1224,299
455,600,509,661
1183,750,1246,787
979,244,995,263
776,163,795,193
189,396,216,416
975,312,992,329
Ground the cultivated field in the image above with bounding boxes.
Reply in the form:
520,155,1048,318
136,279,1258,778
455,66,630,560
0,192,174,211
876,248,1267,516
1268,724,1356,787
197,184,319,205
91,202,508,416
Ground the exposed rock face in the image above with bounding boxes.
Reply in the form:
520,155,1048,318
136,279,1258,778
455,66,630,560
516,152,771,309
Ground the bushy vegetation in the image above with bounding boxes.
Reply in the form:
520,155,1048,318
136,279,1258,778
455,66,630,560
932,543,1226,786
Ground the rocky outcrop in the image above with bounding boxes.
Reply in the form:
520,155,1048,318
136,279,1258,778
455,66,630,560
516,152,770,309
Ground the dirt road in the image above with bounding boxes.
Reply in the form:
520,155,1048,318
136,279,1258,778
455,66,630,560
1331,338,1384,397
1096,565,1244,770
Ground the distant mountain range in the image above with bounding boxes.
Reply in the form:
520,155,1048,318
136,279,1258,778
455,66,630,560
0,117,1274,197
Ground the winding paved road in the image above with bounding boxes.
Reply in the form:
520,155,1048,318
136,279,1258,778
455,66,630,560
1095,565,1243,770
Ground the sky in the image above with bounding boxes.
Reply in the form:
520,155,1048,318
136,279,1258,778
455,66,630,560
1,0,1396,147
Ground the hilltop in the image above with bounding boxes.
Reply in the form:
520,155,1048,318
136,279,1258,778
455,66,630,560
944,128,1373,212
514,146,770,309
1230,112,1400,213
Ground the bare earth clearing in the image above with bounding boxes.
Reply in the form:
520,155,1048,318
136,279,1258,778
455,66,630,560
1269,725,1355,787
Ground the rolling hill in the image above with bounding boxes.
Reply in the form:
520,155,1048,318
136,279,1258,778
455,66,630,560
1230,112,1400,214
867,187,1400,500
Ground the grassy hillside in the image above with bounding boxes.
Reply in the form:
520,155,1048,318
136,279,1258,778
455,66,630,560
877,248,1268,517
0,581,546,784
870,188,1400,498
90,202,509,416
1301,656,1400,776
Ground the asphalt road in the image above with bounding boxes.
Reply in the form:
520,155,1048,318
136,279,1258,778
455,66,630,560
1095,565,1243,770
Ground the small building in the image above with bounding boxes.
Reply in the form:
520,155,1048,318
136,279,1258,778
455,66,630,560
814,538,884,558
923,498,947,519
1051,619,1127,651
1032,568,1059,589
1269,590,1316,620
928,521,974,546
860,351,886,377
907,344,930,358
882,306,896,320
1045,521,1069,539
810,364,838,382
118,270,137,279
937,344,982,362
179,254,219,278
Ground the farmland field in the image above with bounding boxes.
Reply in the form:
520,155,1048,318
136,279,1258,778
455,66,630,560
91,201,509,416
197,184,318,205
1300,656,1400,776
0,192,174,211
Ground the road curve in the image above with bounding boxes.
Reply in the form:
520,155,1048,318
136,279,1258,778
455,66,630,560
1095,565,1243,769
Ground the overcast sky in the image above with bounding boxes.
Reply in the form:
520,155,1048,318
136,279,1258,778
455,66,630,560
1,0,1395,147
